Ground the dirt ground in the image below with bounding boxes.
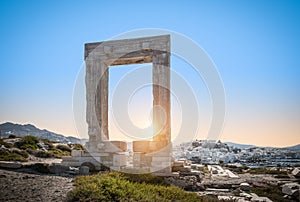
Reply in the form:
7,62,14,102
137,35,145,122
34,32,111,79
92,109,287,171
0,169,74,202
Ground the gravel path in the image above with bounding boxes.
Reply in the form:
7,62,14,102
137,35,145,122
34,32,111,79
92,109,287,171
0,169,74,202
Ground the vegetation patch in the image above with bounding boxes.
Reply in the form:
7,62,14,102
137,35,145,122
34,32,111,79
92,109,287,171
41,138,55,149
0,136,80,161
0,149,28,162
0,138,13,148
35,150,54,158
122,173,167,186
15,135,39,150
49,148,71,157
67,172,210,202
72,143,85,150
56,144,72,152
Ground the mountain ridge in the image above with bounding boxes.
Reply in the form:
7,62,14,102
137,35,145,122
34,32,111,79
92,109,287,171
0,122,82,144
1,122,299,149
225,141,300,150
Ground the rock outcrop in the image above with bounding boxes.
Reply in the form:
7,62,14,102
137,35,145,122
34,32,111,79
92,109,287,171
282,182,300,200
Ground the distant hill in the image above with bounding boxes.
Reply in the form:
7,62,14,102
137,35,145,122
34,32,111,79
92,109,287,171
0,122,82,144
281,144,300,151
225,142,256,149
225,141,300,151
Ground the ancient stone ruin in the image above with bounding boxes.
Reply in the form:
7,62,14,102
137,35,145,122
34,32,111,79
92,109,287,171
63,35,173,175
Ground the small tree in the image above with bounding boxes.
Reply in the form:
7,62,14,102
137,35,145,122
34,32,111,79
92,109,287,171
8,134,17,139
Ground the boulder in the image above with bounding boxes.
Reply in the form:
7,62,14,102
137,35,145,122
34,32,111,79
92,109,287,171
291,167,300,177
282,183,300,198
79,166,89,175
173,161,185,167
240,182,250,191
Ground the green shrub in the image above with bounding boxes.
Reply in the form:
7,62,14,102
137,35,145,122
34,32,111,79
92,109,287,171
48,148,71,157
12,149,29,158
0,138,13,148
8,134,17,138
67,172,210,202
35,150,54,158
72,143,85,150
56,144,72,152
41,138,55,149
123,173,166,186
15,135,39,150
0,149,27,162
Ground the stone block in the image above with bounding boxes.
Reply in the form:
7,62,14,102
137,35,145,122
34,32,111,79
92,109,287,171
173,161,184,167
101,141,127,152
150,166,172,173
61,161,81,167
110,141,127,151
121,166,150,174
133,141,150,153
292,167,300,177
99,155,113,162
110,166,121,171
133,162,149,168
62,156,78,162
113,154,127,167
133,152,152,167
89,152,110,157
133,152,152,162
149,141,168,152
71,150,83,157
148,144,172,157
151,161,172,167
79,166,89,175
78,157,96,163
152,157,172,162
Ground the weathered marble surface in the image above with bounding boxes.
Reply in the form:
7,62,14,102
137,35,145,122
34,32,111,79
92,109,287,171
64,35,172,174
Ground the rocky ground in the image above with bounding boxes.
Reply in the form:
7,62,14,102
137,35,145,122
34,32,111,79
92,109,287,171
0,168,74,202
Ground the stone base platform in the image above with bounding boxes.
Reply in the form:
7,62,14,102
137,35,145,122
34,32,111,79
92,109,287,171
61,150,128,171
62,140,175,176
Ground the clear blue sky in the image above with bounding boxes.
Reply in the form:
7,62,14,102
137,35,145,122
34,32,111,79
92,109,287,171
0,0,299,146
